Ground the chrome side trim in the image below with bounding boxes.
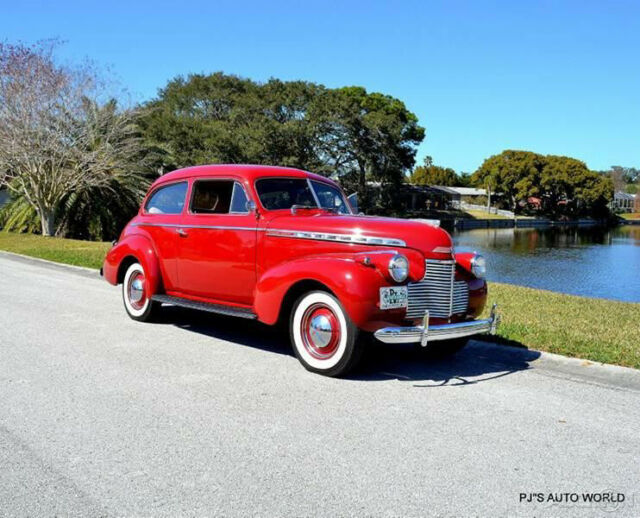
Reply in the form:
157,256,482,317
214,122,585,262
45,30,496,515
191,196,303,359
265,229,406,247
374,304,500,345
131,222,406,247
132,222,259,231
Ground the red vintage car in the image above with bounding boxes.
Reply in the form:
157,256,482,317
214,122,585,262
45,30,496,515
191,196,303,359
102,165,498,376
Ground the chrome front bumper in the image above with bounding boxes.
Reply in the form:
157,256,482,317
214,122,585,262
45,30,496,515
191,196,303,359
374,304,500,346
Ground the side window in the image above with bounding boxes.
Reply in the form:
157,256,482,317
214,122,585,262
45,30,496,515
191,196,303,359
190,180,234,214
230,183,249,214
311,181,350,214
145,182,187,215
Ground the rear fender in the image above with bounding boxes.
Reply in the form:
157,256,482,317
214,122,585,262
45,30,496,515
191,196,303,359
102,235,163,296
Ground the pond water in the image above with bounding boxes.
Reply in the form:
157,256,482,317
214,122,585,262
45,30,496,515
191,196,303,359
451,225,640,303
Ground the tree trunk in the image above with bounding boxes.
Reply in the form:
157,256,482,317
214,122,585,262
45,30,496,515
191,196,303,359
39,207,56,236
358,162,367,211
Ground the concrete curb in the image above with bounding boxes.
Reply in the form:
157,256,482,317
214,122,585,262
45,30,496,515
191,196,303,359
0,250,100,278
468,339,640,390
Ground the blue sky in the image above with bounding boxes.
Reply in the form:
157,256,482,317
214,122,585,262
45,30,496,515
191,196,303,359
3,0,639,172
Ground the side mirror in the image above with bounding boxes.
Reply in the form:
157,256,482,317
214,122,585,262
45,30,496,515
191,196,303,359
347,193,359,214
246,200,257,213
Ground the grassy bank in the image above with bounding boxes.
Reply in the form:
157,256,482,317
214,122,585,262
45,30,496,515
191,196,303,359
464,209,510,220
0,232,110,269
620,213,640,220
1,231,638,369
484,283,640,370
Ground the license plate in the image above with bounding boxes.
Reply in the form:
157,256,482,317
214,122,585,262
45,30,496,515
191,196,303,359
379,286,408,310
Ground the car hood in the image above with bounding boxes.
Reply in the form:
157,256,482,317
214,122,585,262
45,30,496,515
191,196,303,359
265,212,453,256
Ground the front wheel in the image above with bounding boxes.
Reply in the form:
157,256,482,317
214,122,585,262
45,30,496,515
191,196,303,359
122,262,160,322
290,291,363,377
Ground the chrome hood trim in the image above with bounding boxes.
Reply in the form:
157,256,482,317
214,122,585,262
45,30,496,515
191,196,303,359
265,229,406,247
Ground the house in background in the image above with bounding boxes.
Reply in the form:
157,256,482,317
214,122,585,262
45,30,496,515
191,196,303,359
401,184,451,211
430,186,490,209
611,191,636,213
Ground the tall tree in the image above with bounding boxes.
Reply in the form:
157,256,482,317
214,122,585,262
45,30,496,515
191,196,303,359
0,99,152,240
0,41,144,236
309,86,424,210
141,74,425,212
472,150,544,212
140,73,323,171
602,166,639,193
410,156,461,186
473,150,613,217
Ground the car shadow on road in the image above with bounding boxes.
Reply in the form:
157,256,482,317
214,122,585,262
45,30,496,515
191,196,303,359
154,306,540,387
352,339,541,387
153,306,292,356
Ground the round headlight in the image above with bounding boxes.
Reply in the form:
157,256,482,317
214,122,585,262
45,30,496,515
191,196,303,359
388,254,409,283
471,254,486,278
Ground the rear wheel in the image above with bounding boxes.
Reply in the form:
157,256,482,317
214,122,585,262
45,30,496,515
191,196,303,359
122,262,160,322
290,291,363,377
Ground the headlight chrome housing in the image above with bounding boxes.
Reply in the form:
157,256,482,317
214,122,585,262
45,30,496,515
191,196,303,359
470,254,486,278
388,254,409,283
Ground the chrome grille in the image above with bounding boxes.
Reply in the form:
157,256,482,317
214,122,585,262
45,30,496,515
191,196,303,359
406,260,469,319
452,280,470,314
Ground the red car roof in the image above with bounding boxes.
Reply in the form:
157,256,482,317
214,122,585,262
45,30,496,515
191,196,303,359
152,164,338,188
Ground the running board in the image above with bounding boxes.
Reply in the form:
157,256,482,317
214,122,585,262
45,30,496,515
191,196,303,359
151,294,257,320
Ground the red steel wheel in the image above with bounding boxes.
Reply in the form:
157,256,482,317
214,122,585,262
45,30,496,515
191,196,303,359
127,270,146,310
290,291,363,377
122,262,160,322
300,303,341,360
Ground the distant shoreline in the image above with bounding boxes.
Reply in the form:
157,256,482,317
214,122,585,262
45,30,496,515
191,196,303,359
446,217,618,230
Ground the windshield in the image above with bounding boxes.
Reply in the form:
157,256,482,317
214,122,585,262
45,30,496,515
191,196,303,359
256,178,352,214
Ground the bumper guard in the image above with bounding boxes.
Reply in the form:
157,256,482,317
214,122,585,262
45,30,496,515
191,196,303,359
374,304,500,346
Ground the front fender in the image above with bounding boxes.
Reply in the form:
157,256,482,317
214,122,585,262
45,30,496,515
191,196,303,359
254,255,405,330
455,252,488,318
102,234,163,296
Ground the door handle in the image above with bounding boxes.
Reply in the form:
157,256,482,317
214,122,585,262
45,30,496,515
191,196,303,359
176,228,188,238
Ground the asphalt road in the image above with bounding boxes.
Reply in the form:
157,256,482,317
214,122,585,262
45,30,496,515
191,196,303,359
1,252,639,517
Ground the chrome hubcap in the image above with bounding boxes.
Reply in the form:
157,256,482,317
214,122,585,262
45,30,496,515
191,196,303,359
301,303,340,360
309,314,333,348
130,278,144,303
128,273,145,308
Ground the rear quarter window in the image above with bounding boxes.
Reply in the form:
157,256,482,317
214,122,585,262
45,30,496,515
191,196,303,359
145,182,188,215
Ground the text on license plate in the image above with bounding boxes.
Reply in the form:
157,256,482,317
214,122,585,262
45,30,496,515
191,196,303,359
379,286,408,310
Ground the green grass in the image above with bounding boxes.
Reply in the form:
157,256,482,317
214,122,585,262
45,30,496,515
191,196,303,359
464,209,511,220
1,231,638,369
0,231,110,269
485,282,640,370
620,213,640,220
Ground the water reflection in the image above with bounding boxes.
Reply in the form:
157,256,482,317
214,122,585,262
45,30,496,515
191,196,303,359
452,225,640,303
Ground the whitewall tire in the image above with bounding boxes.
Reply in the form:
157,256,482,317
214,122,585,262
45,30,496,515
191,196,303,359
290,291,363,377
122,262,159,322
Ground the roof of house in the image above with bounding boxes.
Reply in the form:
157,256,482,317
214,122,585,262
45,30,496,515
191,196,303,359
614,191,636,200
430,186,460,196
438,186,487,196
